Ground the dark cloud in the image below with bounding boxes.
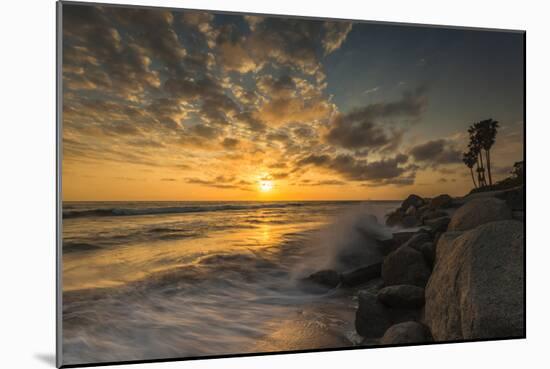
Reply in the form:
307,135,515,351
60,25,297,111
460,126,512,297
325,87,428,151
326,117,400,151
235,112,266,132
297,153,412,184
292,124,316,139
185,176,252,190
257,75,296,98
363,174,416,187
221,137,240,149
301,179,346,186
266,130,291,143
63,6,163,99
272,172,290,180
268,162,287,169
189,124,219,139
345,86,428,123
409,139,462,166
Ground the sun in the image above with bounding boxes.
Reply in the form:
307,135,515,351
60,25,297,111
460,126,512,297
259,180,274,192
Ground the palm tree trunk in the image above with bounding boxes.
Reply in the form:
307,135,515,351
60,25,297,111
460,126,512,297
486,149,493,186
470,168,477,188
477,152,486,187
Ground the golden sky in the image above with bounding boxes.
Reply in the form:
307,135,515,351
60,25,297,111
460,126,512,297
62,4,524,201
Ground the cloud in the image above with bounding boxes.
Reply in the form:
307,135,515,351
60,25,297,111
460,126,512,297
216,24,259,73
217,17,325,76
185,176,252,191
266,130,291,143
323,21,353,54
296,152,413,184
181,11,218,49
326,116,402,151
63,5,163,99
409,139,462,166
221,137,240,149
345,86,428,123
363,86,380,95
325,87,428,151
257,94,333,126
300,179,346,186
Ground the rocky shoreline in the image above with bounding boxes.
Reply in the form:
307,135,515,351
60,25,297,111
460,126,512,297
304,185,525,346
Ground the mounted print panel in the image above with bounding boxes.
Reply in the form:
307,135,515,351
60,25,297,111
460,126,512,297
57,1,525,367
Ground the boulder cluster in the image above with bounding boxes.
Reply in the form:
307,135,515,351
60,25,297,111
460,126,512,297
303,185,524,346
385,193,454,230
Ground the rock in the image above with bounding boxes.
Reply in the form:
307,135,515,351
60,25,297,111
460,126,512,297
416,204,430,217
355,291,392,338
447,198,512,232
378,231,416,255
512,211,524,221
425,221,524,341
378,285,425,308
424,216,450,233
429,194,453,209
304,270,340,289
381,321,433,345
341,262,382,287
403,232,432,250
387,307,422,324
382,246,431,287
496,185,524,211
405,206,417,216
386,210,404,227
432,231,462,263
401,215,419,228
415,242,435,267
400,194,425,212
421,209,448,223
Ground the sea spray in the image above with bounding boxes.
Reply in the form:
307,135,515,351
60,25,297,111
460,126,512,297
291,202,395,279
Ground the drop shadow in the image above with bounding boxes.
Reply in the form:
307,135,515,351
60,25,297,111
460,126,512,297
34,353,56,367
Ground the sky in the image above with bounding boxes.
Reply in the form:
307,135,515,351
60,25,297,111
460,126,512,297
62,3,524,201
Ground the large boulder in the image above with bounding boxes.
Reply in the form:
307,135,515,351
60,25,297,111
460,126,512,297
414,242,435,267
355,291,392,338
425,221,524,341
341,262,382,287
402,231,431,250
378,285,425,309
429,194,453,209
378,231,416,255
401,215,419,228
380,321,433,345
382,246,431,287
401,194,425,211
447,198,512,232
495,185,524,211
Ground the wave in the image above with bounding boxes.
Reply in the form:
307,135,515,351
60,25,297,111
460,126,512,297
63,202,308,219
63,242,103,253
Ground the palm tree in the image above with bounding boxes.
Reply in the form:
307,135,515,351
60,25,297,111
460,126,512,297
475,119,499,186
463,150,478,188
468,125,487,187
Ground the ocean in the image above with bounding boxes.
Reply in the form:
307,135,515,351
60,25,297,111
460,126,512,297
62,200,401,365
